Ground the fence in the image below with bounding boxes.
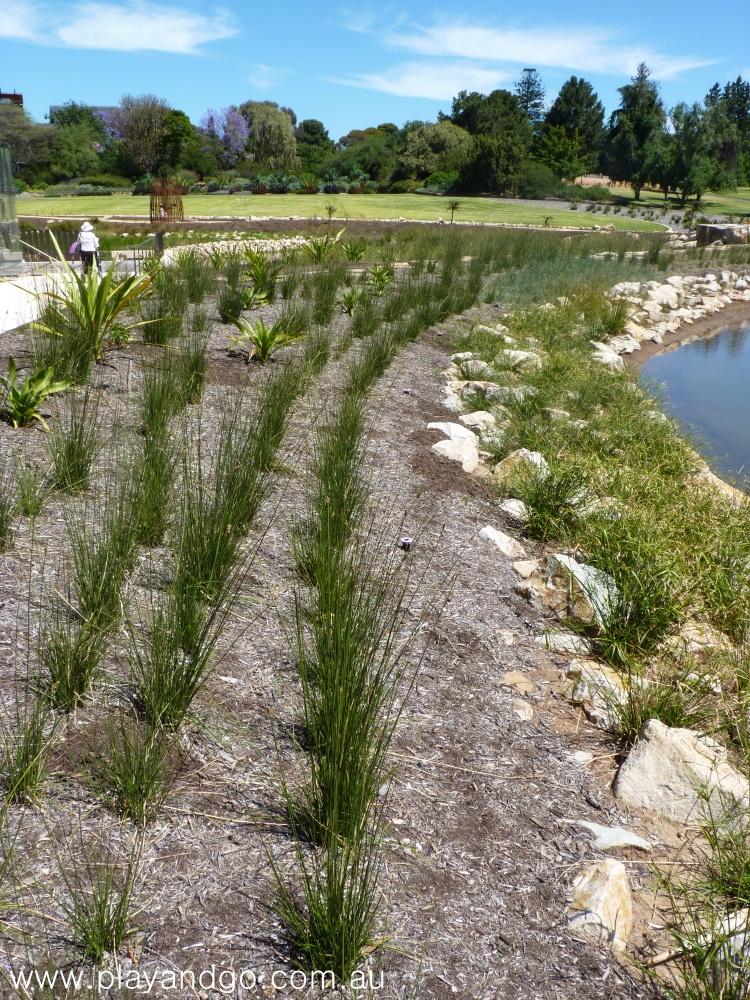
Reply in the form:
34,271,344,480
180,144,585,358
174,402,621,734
18,231,160,275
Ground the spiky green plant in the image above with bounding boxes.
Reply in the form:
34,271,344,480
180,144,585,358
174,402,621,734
231,316,305,363
0,358,70,430
32,235,152,361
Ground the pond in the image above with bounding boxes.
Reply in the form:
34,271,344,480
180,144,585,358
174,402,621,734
640,321,750,489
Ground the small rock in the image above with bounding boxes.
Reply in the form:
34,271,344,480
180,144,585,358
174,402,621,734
457,359,493,378
569,859,632,952
546,554,619,630
491,448,548,484
459,410,496,430
432,438,479,473
576,820,652,852
512,558,539,579
542,407,571,421
478,525,526,559
512,699,534,721
536,631,592,655
501,670,535,696
498,629,515,646
427,421,477,442
568,750,594,765
613,719,750,823
494,349,542,370
498,498,529,525
459,380,505,401
450,352,474,362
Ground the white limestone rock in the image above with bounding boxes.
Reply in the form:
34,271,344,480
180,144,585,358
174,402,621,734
576,821,652,853
546,554,619,630
498,498,529,525
427,421,477,442
478,525,526,559
569,859,632,952
613,719,750,823
458,410,496,432
431,438,479,474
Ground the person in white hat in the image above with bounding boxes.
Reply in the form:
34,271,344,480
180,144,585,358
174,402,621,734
77,221,100,275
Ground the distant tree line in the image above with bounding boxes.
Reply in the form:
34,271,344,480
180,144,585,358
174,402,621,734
2,65,749,203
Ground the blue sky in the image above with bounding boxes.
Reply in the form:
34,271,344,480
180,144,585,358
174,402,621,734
2,0,749,142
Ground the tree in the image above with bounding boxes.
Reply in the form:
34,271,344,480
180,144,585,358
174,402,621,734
160,110,196,169
607,63,666,199
398,121,472,179
48,101,106,140
704,80,746,186
104,94,172,174
447,89,531,143
238,101,297,171
331,127,398,180
48,124,101,180
534,125,586,180
667,103,713,205
458,132,526,194
515,69,546,128
0,104,55,175
543,77,605,174
294,119,334,174
199,108,248,170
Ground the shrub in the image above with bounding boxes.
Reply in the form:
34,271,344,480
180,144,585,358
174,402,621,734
586,185,612,202
78,173,133,189
388,179,420,194
517,162,564,200
12,179,29,193
425,170,459,191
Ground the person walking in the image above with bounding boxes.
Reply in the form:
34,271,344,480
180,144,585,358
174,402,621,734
78,221,100,276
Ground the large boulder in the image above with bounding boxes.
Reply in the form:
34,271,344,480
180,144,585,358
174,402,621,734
568,859,632,952
613,719,750,823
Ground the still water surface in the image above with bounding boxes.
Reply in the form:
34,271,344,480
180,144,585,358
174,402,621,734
640,321,750,488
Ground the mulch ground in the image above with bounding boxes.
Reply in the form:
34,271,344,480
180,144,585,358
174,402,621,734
0,292,681,999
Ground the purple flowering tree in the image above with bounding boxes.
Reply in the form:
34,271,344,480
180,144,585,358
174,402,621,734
199,107,248,169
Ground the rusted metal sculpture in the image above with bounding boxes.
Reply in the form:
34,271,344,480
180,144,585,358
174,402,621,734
150,176,184,225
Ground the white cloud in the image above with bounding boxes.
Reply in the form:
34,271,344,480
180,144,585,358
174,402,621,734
333,60,511,100
0,1,44,39
248,64,284,89
385,20,714,80
56,1,238,52
340,8,377,34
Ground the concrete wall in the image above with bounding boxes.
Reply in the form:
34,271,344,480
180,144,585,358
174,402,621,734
0,274,54,334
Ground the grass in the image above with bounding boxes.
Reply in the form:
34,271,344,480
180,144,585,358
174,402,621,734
67,470,139,633
55,822,140,961
93,714,179,823
0,695,54,804
13,460,50,518
47,389,100,493
130,585,229,731
40,606,107,711
27,193,666,230
452,246,750,672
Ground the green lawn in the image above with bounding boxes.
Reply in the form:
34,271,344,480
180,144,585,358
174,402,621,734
24,192,666,231
609,184,750,218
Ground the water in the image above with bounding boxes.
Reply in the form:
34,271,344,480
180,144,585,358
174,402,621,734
640,321,750,487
